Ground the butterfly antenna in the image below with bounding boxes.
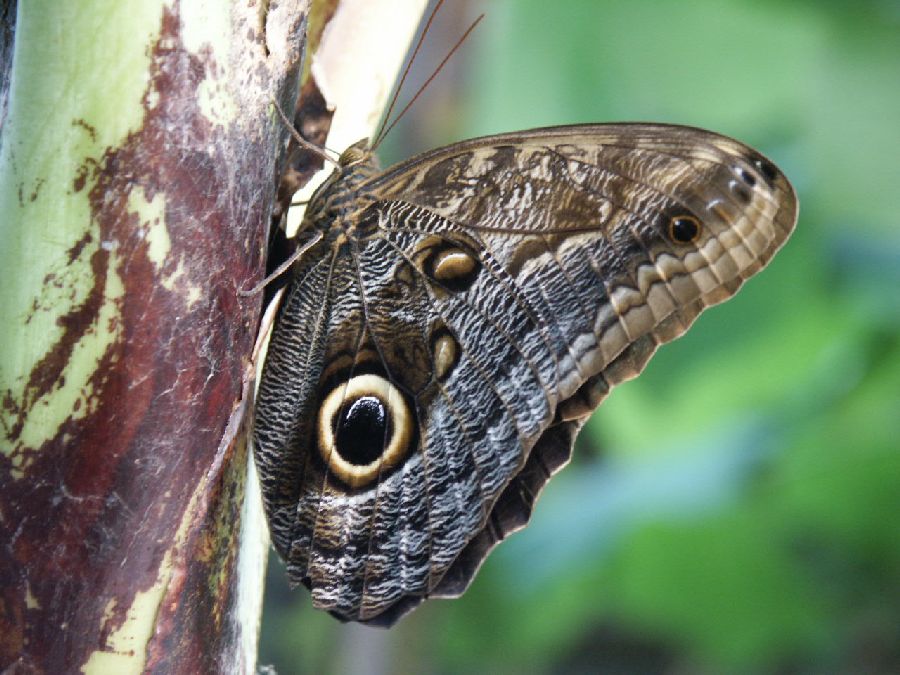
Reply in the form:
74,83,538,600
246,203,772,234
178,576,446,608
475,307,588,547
374,0,447,148
273,99,341,169
372,11,485,150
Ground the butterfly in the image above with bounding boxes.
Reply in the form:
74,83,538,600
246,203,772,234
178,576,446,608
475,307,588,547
252,122,798,626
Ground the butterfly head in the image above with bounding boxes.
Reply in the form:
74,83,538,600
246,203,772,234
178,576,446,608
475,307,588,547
337,138,374,167
299,139,384,237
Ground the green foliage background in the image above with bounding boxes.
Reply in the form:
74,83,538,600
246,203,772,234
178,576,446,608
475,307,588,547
260,1,900,672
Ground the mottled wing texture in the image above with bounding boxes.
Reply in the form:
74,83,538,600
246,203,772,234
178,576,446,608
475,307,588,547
253,124,798,626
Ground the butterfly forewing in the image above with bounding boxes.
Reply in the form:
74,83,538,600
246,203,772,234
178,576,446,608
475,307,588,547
253,123,798,625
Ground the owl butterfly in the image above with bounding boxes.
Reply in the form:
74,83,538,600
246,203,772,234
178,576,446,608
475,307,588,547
253,118,797,625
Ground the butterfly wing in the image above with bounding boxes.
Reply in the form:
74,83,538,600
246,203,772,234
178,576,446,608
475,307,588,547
253,124,798,625
370,123,797,421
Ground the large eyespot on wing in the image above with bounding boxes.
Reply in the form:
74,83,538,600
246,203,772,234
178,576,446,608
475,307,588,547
316,373,414,489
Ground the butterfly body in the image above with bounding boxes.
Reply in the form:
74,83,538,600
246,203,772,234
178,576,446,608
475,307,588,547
253,124,797,625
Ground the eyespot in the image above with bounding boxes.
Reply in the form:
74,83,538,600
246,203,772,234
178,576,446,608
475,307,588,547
317,374,413,488
668,215,702,244
421,241,481,292
728,179,752,204
430,327,460,381
735,166,757,187
753,157,778,182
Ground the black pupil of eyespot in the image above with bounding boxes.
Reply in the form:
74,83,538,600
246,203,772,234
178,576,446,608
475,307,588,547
335,396,389,466
671,217,699,243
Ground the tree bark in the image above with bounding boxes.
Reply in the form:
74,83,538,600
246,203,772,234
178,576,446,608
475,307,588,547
0,1,307,672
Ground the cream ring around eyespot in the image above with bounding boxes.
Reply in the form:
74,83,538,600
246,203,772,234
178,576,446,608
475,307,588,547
317,374,412,489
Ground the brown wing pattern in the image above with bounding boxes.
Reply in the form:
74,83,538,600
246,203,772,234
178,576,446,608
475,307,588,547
253,124,797,626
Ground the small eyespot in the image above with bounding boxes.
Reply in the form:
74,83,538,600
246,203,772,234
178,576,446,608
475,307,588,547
729,179,752,204
430,327,460,381
736,166,757,187
668,215,702,244
421,240,481,292
317,374,413,488
753,158,778,182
